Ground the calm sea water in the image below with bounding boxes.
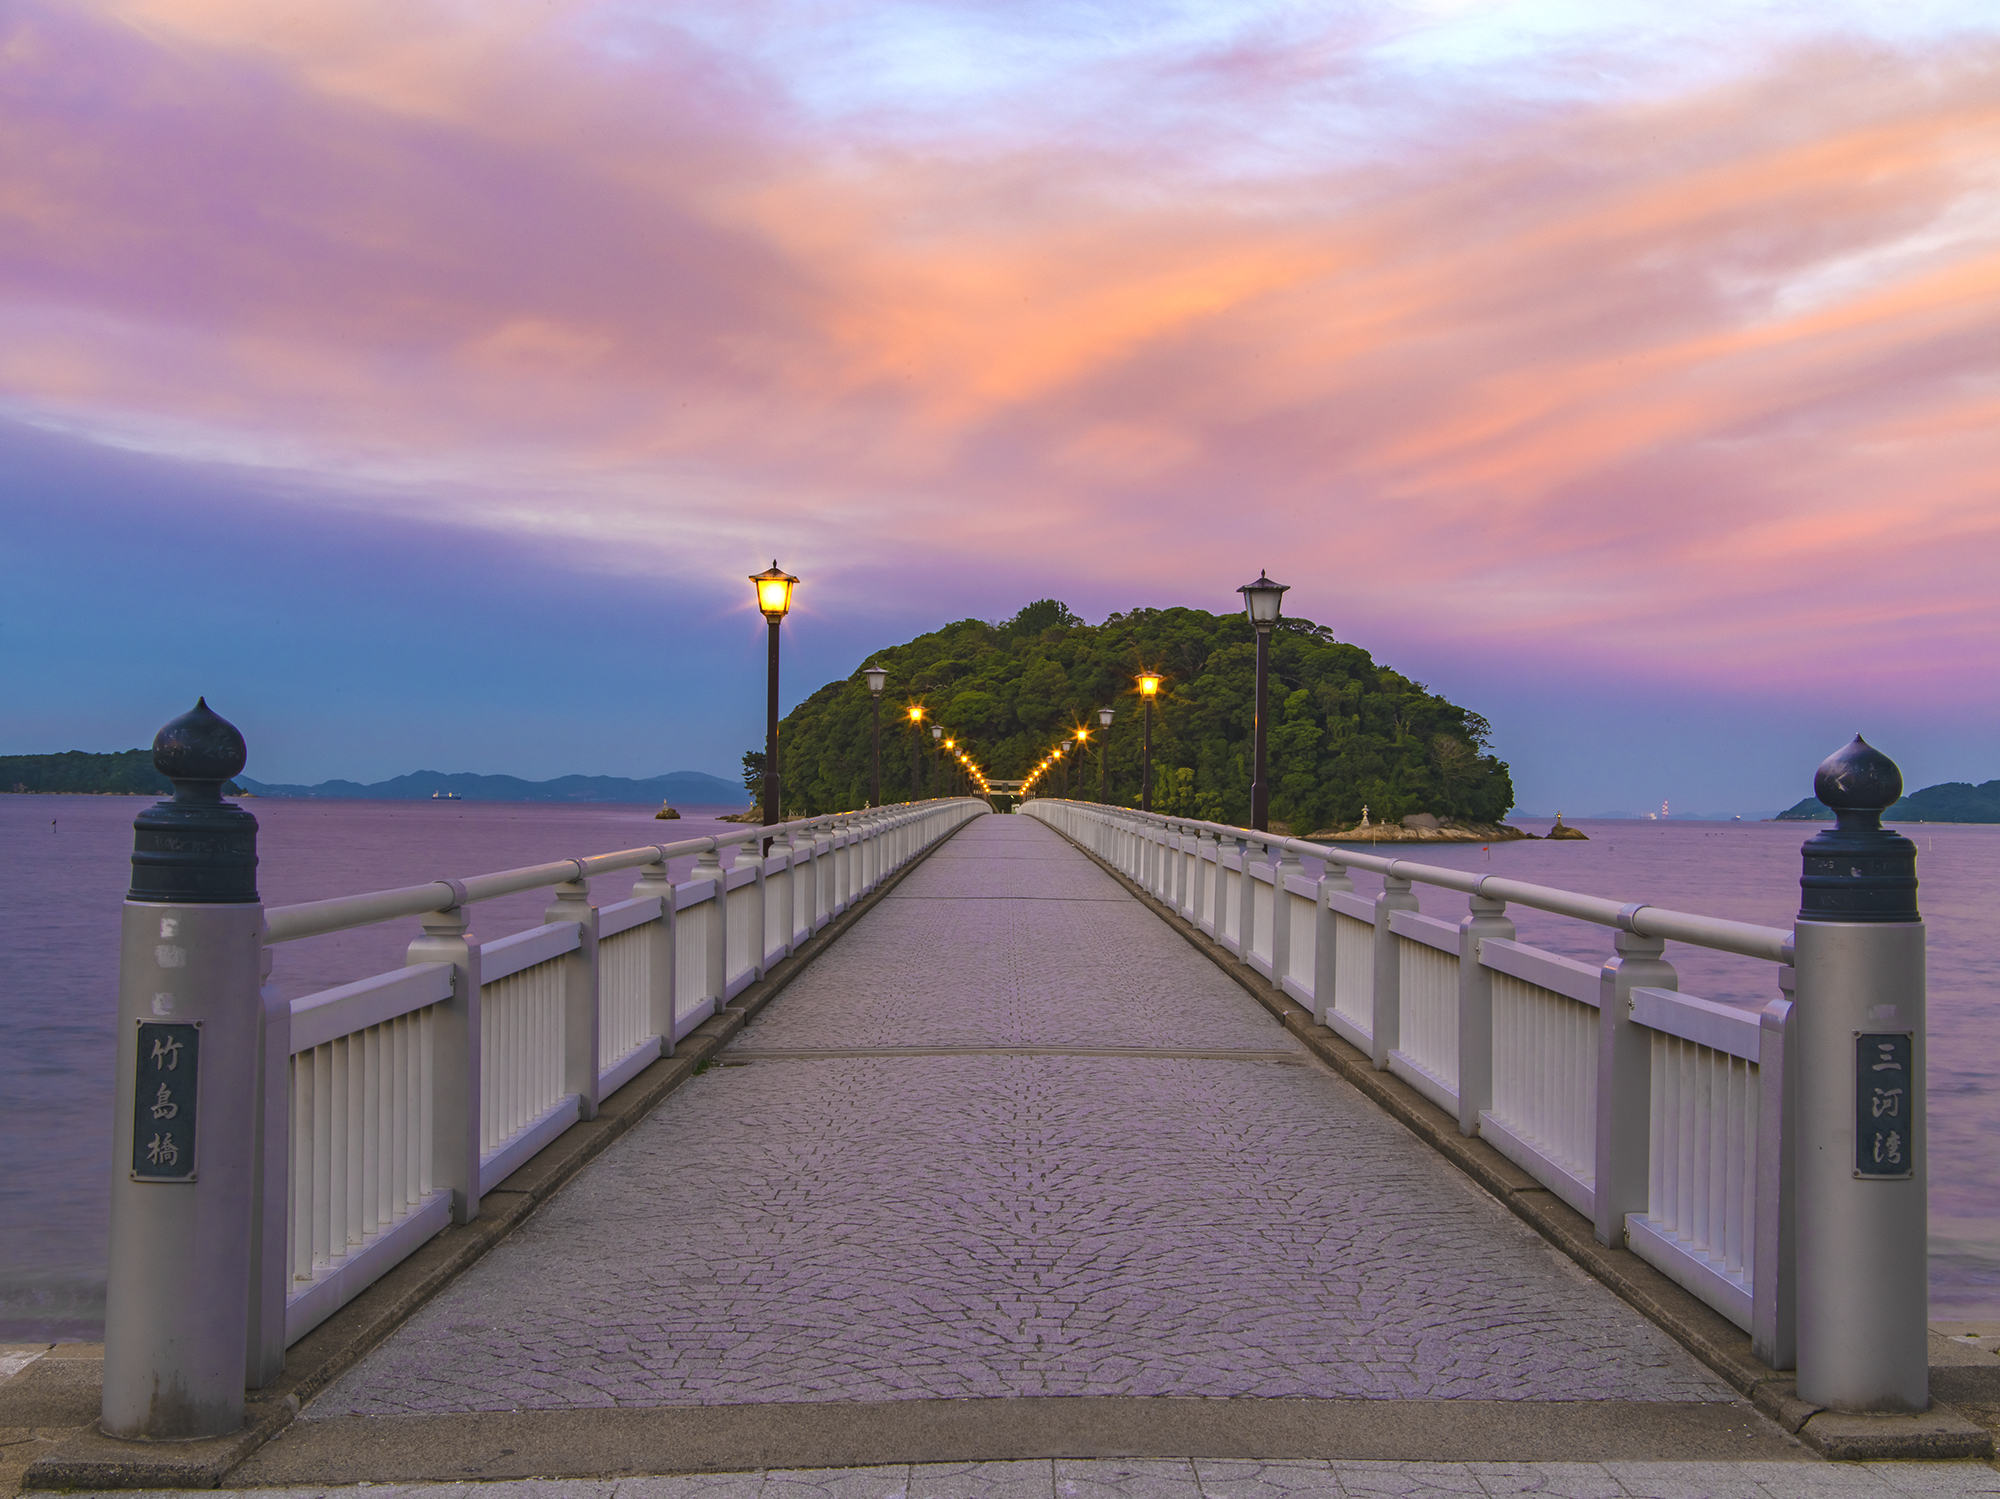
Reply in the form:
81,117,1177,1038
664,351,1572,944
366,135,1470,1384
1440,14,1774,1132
4,797,1995,1338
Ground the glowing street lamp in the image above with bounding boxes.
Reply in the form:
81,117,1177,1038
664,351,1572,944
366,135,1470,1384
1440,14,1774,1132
864,665,888,807
907,705,924,800
1137,672,1162,813
749,562,798,828
1237,570,1289,832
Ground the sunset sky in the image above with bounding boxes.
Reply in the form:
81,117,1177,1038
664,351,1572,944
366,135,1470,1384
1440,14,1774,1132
4,0,1997,812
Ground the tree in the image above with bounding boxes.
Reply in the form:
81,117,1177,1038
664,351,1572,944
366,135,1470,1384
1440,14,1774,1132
741,750,766,804
747,602,1514,826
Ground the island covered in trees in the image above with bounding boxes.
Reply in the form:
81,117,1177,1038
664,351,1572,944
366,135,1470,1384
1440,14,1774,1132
760,600,1516,835
1,749,244,797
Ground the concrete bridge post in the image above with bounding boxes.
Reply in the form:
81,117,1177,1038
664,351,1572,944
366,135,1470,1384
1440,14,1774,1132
1270,841,1306,993
1369,874,1418,1072
734,837,765,981
631,855,679,1056
247,947,289,1390
775,829,798,958
1194,827,1217,935
1794,737,1927,1412
809,821,831,928
1313,858,1355,1030
102,700,264,1441
1593,929,1675,1248
691,843,727,1009
544,878,601,1121
1455,892,1514,1138
1235,837,1260,960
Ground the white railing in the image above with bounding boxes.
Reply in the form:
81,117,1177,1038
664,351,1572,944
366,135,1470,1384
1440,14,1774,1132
1024,799,1798,1370
257,798,985,1353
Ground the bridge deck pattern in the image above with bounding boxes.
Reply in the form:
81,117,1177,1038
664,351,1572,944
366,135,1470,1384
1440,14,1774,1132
309,814,1734,1417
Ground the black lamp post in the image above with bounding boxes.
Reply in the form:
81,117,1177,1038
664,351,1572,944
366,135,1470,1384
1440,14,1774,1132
1098,706,1114,802
1237,571,1289,832
907,705,924,800
1137,673,1161,812
750,562,798,828
930,723,942,797
864,665,887,806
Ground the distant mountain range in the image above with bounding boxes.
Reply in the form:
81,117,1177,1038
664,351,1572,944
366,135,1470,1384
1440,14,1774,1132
1776,780,2000,824
1517,810,1778,822
234,770,744,804
2,749,741,805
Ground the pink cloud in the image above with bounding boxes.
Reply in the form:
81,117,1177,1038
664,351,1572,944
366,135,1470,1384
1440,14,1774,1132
2,5,1997,693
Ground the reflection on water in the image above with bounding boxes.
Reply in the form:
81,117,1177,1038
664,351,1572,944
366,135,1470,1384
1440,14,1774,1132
3,797,1995,1337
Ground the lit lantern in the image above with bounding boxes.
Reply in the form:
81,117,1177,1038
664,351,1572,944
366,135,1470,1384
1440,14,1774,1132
750,561,798,622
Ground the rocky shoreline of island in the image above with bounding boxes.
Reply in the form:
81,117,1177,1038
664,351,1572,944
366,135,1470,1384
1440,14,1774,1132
1300,811,1588,844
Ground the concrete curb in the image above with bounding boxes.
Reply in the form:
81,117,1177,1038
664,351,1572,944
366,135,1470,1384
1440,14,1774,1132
1044,821,1993,1464
20,816,979,1493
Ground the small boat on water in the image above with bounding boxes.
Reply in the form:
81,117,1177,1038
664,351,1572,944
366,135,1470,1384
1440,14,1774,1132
431,790,462,800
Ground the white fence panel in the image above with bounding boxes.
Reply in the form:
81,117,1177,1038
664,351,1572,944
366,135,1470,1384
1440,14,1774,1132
764,859,790,967
285,963,451,1344
1219,852,1242,950
1479,938,1601,1217
1327,897,1376,1048
596,924,651,1075
1249,867,1275,976
1388,913,1461,1112
477,933,581,1194
1282,879,1317,1005
673,888,718,1040
1626,988,1763,1331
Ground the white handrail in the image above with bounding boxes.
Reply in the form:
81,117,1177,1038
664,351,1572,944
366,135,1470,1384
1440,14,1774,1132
1023,801,1790,963
264,800,970,943
264,796,987,1353
1021,797,1799,1369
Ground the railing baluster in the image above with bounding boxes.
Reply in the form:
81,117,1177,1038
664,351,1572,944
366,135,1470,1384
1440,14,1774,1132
545,878,599,1120
408,902,480,1224
1370,876,1417,1072
1456,893,1513,1138
1595,930,1674,1249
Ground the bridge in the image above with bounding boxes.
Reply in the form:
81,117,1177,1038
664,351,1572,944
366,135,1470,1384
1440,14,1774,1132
12,707,1998,1496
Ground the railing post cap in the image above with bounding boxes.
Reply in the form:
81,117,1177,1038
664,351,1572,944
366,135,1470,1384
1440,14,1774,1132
128,698,259,904
1800,734,1919,923
1813,734,1902,821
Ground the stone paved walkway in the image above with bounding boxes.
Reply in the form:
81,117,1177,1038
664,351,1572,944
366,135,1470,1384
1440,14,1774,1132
105,1458,2000,1499
309,815,1736,1420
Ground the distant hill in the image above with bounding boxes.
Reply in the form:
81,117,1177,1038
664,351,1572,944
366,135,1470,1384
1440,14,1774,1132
233,769,743,805
1,751,738,805
2,749,241,796
1775,780,2000,823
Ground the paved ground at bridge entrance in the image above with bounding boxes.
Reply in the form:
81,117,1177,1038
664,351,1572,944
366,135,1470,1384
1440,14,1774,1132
243,813,1820,1480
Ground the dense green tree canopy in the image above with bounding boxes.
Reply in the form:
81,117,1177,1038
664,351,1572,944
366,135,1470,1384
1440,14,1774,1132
765,602,1514,831
0,749,242,796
